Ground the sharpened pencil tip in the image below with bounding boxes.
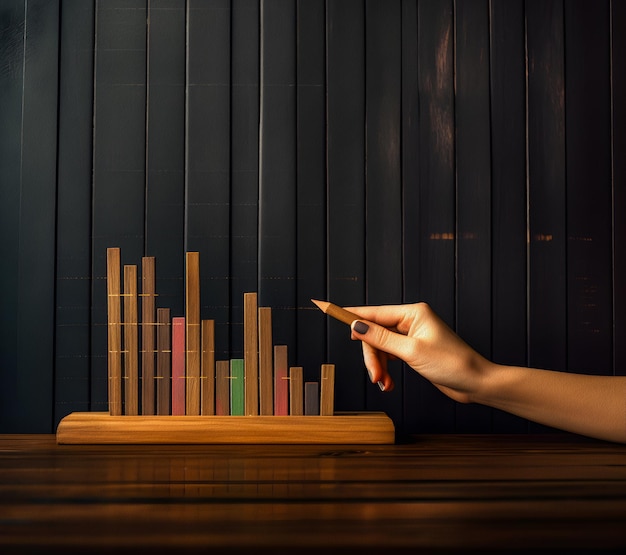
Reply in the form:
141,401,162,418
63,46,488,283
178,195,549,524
311,299,328,312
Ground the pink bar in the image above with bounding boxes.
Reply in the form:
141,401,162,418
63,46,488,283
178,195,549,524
273,345,288,416
171,317,186,415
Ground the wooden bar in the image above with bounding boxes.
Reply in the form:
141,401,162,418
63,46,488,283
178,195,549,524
289,366,303,416
258,306,273,415
56,411,395,444
273,345,288,416
201,319,215,415
304,382,319,416
243,292,259,415
215,360,230,416
123,265,139,416
141,256,156,415
320,364,335,416
230,359,244,416
171,317,185,416
185,252,201,416
106,247,122,416
156,308,171,416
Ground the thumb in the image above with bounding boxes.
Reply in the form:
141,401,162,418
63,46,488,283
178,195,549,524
351,319,415,364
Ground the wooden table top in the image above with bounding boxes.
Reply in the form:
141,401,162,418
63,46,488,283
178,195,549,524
1,433,626,553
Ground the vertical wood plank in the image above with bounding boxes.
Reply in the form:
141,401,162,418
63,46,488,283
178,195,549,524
185,252,201,415
92,0,147,412
123,265,139,415
230,359,245,416
141,257,156,415
107,248,122,416
258,0,297,350
410,0,456,432
258,306,274,415
55,0,95,425
231,0,259,357
289,366,304,416
186,0,231,360
613,0,626,376
454,0,492,432
171,316,186,415
326,0,366,412
244,292,259,415
215,360,230,416
156,308,171,415
565,0,613,377
273,345,289,416
320,364,335,416
296,0,327,380
489,0,529,432
145,0,186,317
201,319,215,415
365,0,403,426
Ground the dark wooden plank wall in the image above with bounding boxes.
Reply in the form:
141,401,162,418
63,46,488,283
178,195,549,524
0,0,623,434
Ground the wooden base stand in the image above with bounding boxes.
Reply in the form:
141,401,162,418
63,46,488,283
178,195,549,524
56,412,395,444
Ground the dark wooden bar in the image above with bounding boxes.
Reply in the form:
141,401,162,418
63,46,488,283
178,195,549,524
1,434,626,554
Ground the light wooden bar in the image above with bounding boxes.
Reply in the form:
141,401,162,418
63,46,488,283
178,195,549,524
56,411,395,444
243,292,259,415
106,247,122,416
171,317,186,416
123,265,139,416
201,319,215,415
156,308,171,416
141,256,156,415
289,366,303,416
185,252,201,416
320,364,335,416
215,360,230,416
273,345,288,416
258,306,273,415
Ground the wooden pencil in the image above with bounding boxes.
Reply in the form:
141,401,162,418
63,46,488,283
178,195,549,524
311,299,361,327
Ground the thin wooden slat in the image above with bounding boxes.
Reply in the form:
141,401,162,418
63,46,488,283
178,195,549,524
141,257,156,415
304,382,319,416
289,367,304,416
273,345,289,416
564,0,612,377
489,0,528,433
320,364,335,416
201,319,215,415
326,0,366,412
364,0,403,425
123,265,139,416
156,308,171,416
230,359,245,416
56,412,395,444
54,0,94,425
171,317,186,416
244,292,259,415
107,248,122,416
215,360,230,416
185,252,201,415
454,0,492,433
258,307,274,415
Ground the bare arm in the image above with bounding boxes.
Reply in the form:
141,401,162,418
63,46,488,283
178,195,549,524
348,302,626,443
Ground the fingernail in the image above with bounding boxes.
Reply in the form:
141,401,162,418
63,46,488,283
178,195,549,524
353,321,369,334
377,381,385,391
366,367,375,383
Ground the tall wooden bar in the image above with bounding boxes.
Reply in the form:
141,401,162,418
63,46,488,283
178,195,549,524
141,256,156,415
258,306,274,415
123,265,139,416
244,292,259,415
106,248,122,416
201,319,215,415
185,252,201,415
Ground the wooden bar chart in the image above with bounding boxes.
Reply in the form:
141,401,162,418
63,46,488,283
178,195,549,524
56,248,395,444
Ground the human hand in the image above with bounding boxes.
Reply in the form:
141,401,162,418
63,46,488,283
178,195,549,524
348,303,490,403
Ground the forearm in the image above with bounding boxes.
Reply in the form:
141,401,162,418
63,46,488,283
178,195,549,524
474,364,626,443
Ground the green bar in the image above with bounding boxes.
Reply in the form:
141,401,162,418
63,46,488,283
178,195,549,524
230,359,244,416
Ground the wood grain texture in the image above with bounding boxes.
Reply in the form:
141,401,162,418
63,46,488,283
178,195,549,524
273,345,289,416
107,248,122,416
258,307,274,415
201,319,215,415
171,317,186,416
320,364,335,416
289,366,304,416
215,360,230,416
141,256,156,415
56,412,395,444
156,308,171,416
185,252,201,415
123,265,139,416
243,292,259,415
